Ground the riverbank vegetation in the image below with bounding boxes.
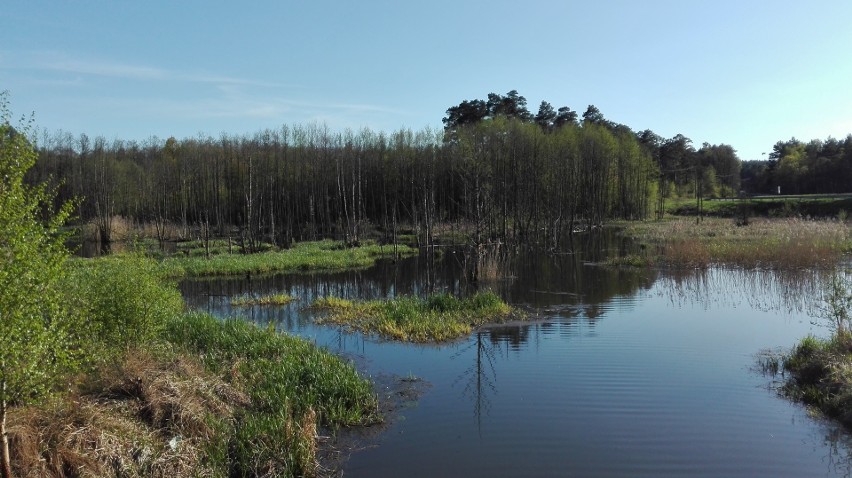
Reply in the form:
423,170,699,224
2,102,379,477
783,273,852,430
614,217,851,269
311,291,518,343
6,256,379,478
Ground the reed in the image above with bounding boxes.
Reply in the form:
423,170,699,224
622,217,851,269
311,291,518,343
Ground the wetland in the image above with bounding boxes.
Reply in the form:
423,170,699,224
180,227,852,477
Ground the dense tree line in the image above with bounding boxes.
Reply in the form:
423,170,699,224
22,89,754,248
741,135,852,195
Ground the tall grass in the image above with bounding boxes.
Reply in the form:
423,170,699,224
162,239,417,277
622,217,851,269
312,291,517,343
168,313,379,474
166,313,378,427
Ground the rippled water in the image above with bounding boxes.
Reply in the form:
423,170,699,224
180,232,852,477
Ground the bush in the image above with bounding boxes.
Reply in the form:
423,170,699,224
65,254,184,357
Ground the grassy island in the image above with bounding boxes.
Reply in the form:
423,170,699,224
311,291,520,343
161,239,417,278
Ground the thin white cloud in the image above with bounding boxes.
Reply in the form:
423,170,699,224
43,58,168,80
3,50,295,89
2,51,408,135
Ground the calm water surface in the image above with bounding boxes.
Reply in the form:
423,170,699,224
180,232,852,477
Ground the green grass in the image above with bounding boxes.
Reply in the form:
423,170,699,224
165,312,380,476
231,292,296,306
311,291,520,343
666,195,852,219
175,238,275,256
161,239,417,277
783,333,852,428
166,312,378,427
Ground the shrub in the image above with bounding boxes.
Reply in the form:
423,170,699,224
65,254,184,356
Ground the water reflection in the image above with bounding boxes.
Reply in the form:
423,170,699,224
181,230,837,352
657,267,829,317
177,229,852,477
452,334,498,435
822,426,852,477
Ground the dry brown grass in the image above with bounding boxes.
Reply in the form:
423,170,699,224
7,350,249,478
81,217,184,242
626,217,851,269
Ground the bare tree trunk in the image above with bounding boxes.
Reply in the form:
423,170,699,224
1,380,12,478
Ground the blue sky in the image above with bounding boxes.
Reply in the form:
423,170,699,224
2,0,852,160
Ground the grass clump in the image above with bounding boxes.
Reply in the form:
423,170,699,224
783,272,852,429
162,239,417,278
230,292,296,306
165,312,379,476
783,334,852,426
166,312,378,428
311,291,519,343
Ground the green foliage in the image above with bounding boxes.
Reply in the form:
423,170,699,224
783,334,852,426
65,254,184,355
0,94,77,408
602,254,653,268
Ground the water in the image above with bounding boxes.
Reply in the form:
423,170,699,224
179,232,852,477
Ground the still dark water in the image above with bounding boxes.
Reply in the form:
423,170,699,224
180,231,852,477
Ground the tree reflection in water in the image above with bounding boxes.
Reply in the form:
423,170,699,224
452,333,498,437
